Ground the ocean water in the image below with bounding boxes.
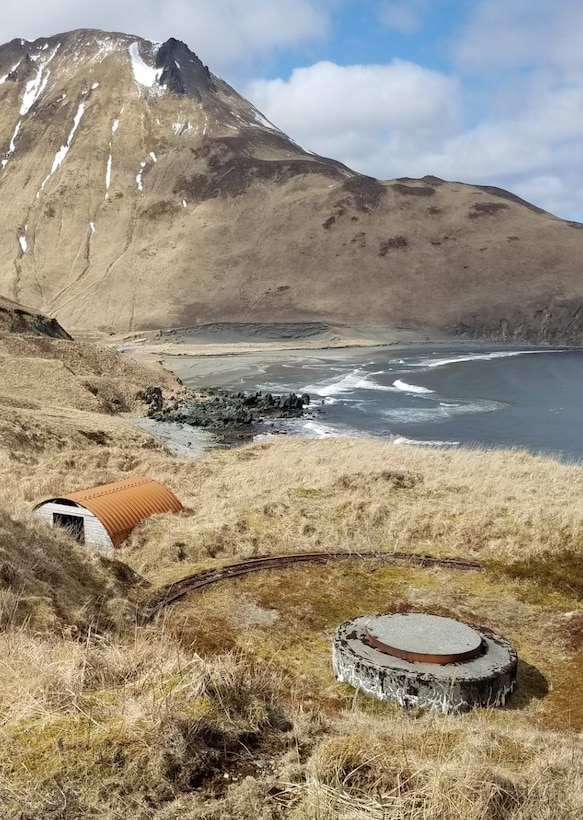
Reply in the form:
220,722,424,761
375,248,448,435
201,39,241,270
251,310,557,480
180,345,583,462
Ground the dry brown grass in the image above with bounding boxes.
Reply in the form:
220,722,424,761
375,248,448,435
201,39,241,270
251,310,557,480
117,436,583,583
0,631,292,818
0,333,179,413
288,714,583,819
1,433,582,817
1,337,583,817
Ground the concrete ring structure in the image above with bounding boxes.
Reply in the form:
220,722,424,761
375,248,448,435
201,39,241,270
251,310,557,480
332,612,517,713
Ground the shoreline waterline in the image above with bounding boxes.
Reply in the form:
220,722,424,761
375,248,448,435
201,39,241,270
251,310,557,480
119,334,583,463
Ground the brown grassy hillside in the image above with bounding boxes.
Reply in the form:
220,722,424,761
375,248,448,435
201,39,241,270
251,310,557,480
1,31,582,340
0,327,182,457
0,293,71,337
0,315,582,817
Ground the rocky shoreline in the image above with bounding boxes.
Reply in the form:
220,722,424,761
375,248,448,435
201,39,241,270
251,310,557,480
137,385,311,433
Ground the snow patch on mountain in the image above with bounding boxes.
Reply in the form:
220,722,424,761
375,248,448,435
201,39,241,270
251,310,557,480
172,121,192,135
93,36,120,62
129,42,164,92
0,60,22,85
105,151,112,196
20,44,61,116
111,104,125,135
251,109,280,132
136,161,146,192
1,120,22,169
9,122,21,152
49,102,85,176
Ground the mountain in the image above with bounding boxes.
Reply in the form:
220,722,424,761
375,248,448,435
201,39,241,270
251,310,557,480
1,29,582,342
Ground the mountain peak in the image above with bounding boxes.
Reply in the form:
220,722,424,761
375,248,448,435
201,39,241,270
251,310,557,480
155,37,215,100
0,29,217,102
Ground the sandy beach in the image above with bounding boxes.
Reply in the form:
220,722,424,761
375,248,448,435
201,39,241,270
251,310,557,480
98,322,442,386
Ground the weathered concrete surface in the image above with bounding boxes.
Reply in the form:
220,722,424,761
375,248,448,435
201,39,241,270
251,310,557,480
333,613,518,713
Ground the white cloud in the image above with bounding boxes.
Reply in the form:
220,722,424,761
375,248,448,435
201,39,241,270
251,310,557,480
454,0,583,72
0,0,329,74
245,50,583,220
246,60,461,169
443,2,583,217
242,2,583,220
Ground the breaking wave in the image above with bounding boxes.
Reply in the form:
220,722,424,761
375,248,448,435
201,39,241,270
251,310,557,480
392,435,458,447
392,379,434,394
304,369,396,397
382,399,502,424
417,349,560,369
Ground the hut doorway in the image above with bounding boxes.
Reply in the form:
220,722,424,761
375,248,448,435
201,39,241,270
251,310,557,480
53,512,84,543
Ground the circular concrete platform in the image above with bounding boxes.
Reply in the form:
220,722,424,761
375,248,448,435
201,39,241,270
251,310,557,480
333,612,517,713
365,613,484,664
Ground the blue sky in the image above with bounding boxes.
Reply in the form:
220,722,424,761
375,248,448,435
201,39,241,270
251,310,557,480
2,0,582,221
257,1,467,79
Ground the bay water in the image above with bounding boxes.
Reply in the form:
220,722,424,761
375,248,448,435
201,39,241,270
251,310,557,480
179,345,583,462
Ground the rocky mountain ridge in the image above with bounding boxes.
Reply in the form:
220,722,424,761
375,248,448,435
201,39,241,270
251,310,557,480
1,29,582,342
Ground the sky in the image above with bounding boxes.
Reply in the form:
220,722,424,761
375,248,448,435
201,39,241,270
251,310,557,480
1,1,582,221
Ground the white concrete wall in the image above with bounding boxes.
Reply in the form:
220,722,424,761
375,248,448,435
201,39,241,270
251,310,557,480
34,501,114,551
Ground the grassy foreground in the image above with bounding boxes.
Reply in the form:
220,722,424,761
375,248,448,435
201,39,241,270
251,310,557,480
1,336,583,818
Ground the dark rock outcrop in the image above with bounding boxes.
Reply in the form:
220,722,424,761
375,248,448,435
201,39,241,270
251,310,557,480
450,303,583,345
155,38,216,100
138,386,310,430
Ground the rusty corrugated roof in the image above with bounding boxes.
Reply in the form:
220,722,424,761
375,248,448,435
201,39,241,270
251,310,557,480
38,476,182,547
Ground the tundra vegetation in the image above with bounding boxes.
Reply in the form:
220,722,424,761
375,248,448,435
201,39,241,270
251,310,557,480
0,331,582,819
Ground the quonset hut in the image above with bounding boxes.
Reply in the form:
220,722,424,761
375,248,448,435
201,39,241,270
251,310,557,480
34,476,183,550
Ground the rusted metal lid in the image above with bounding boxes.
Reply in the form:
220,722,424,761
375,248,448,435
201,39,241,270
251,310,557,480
364,613,484,665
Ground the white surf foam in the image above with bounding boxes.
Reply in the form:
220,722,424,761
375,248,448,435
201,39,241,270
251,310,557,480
254,419,335,441
305,369,396,398
417,349,558,370
301,420,335,438
382,399,501,424
255,414,365,442
392,379,434,394
393,435,458,447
